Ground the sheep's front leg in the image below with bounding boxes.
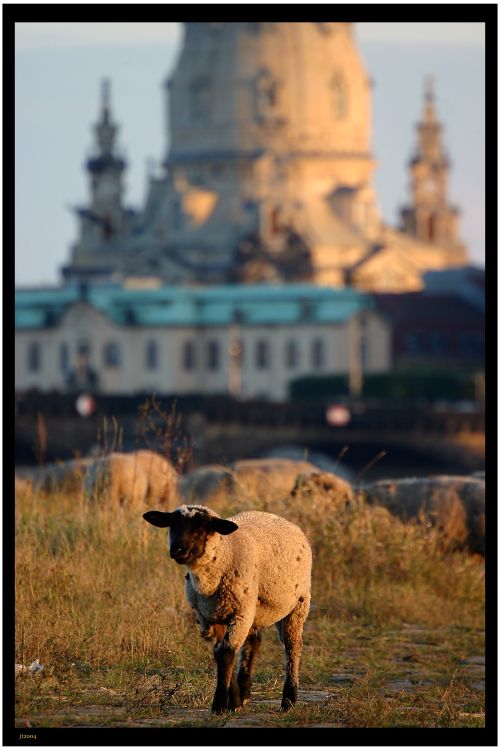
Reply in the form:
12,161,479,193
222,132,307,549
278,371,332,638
212,641,238,714
212,614,253,714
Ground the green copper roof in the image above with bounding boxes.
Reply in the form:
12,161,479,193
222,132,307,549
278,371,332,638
15,283,373,329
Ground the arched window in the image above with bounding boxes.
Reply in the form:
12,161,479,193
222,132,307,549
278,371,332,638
311,338,325,369
285,339,299,369
206,340,219,371
183,340,196,371
28,342,41,372
145,340,158,370
331,72,348,119
103,341,120,368
255,339,270,369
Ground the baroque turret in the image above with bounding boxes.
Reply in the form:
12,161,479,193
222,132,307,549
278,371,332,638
62,80,139,282
399,78,467,264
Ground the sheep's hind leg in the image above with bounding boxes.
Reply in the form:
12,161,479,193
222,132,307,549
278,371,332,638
237,627,262,705
276,594,310,712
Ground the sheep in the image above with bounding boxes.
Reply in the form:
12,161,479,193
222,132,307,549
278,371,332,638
85,452,149,509
16,458,94,495
230,458,320,502
361,475,485,554
179,464,238,511
288,471,354,511
179,458,320,515
143,503,312,714
127,449,179,505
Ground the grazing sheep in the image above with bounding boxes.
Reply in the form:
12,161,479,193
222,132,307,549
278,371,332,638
128,449,179,505
179,457,320,515
230,458,319,501
143,503,312,714
85,452,149,509
289,471,354,511
179,464,238,510
16,458,94,495
361,475,485,554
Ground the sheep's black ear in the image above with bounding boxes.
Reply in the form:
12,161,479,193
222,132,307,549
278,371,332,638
143,511,173,528
209,518,239,536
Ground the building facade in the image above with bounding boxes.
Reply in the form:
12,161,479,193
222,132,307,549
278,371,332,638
15,284,391,401
373,291,484,370
61,22,468,292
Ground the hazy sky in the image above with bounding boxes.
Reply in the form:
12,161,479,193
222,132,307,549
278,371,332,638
14,21,486,286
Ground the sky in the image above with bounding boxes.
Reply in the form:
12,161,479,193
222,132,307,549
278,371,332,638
14,21,486,286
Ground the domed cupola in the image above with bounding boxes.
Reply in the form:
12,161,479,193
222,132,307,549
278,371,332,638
166,22,373,161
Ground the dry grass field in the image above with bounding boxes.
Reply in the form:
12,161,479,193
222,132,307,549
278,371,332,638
15,475,485,730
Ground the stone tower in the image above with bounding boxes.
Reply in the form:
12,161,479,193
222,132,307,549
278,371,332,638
62,80,139,282
399,78,466,264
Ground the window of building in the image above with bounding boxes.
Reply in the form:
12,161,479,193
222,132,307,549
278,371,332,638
206,340,219,371
429,332,448,354
255,339,270,369
311,338,326,369
77,341,91,360
331,72,348,119
103,341,121,368
183,340,196,371
28,342,41,372
59,343,69,373
145,340,158,370
285,339,299,369
404,333,421,353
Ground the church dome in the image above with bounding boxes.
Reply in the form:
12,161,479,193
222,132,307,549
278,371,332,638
166,22,373,161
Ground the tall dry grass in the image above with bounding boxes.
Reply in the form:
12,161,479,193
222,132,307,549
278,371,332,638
15,475,484,682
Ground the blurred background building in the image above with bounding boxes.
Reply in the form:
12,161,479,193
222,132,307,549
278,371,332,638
16,21,484,401
15,284,390,400
61,22,468,291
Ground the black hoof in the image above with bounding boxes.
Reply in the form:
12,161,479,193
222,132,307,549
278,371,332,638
211,703,228,715
280,681,297,712
211,690,229,714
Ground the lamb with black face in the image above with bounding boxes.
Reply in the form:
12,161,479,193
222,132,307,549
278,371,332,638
143,503,312,714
